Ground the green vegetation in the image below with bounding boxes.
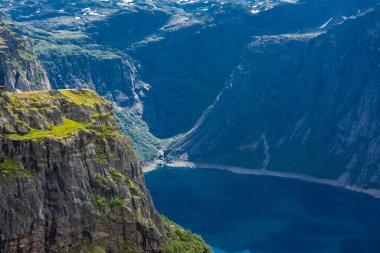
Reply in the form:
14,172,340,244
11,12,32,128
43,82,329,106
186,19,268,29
94,195,128,210
65,243,106,253
133,211,141,221
35,40,81,55
0,158,19,174
18,50,37,61
114,109,164,164
94,174,112,190
60,89,106,107
0,36,7,49
0,23,9,49
93,168,137,194
94,195,108,209
108,168,136,190
125,175,135,189
108,167,124,180
6,89,105,109
109,197,128,210
5,90,53,106
131,194,141,200
5,118,87,140
161,216,212,253
0,157,34,179
2,89,123,141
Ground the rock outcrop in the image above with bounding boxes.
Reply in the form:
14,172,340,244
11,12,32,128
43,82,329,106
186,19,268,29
0,89,210,253
0,20,50,91
0,89,162,252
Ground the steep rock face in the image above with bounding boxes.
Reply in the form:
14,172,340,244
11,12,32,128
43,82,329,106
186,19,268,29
171,5,380,188
37,47,145,110
127,6,254,138
0,20,50,91
0,89,163,252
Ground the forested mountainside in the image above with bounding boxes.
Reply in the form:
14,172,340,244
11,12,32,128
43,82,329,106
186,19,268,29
172,4,380,189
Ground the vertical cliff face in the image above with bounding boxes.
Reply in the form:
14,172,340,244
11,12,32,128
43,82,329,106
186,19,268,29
0,89,163,252
0,20,50,91
0,89,211,253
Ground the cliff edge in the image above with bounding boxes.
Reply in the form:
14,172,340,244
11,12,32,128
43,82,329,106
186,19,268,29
0,89,210,253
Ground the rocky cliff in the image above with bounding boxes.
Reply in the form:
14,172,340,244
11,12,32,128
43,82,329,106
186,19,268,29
0,20,50,91
0,89,210,253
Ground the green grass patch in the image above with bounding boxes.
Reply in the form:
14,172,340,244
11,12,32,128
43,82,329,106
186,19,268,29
109,197,128,210
18,50,37,61
124,175,135,189
0,158,34,179
3,89,121,141
66,243,106,253
60,89,105,107
0,36,7,49
131,194,141,200
108,167,124,180
94,195,128,211
95,196,108,209
4,118,88,140
94,174,112,190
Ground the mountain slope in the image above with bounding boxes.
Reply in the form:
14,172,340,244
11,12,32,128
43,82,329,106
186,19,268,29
171,4,380,188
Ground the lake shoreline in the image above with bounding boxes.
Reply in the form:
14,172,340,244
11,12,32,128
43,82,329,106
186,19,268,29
143,160,380,199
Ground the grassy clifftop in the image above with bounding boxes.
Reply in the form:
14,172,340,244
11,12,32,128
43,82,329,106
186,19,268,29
1,89,123,141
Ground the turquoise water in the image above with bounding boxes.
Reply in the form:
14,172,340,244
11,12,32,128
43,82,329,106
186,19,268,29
145,167,380,253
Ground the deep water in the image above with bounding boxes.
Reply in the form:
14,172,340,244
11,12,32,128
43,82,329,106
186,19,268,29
145,167,380,253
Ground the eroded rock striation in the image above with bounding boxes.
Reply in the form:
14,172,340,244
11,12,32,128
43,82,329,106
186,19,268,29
0,89,161,252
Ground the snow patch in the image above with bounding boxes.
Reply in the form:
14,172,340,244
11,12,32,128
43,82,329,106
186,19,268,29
117,0,134,7
319,17,333,29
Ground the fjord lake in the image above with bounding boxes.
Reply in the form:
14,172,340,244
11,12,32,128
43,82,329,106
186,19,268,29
145,167,380,253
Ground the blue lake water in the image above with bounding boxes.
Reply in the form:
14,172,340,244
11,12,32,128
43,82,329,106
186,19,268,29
145,167,380,253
